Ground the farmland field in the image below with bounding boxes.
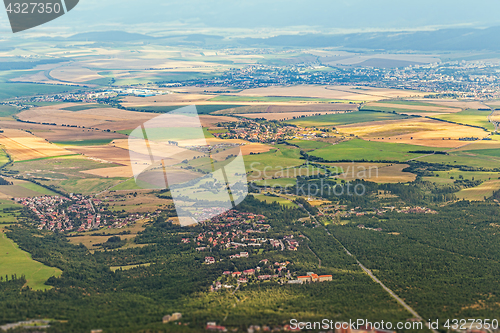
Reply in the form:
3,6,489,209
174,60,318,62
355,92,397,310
337,118,489,148
0,129,72,161
54,139,116,146
49,178,127,195
361,101,459,114
456,180,500,201
287,140,331,151
309,139,440,162
433,109,495,131
210,95,355,103
0,225,62,290
252,194,297,207
419,150,500,169
243,145,304,177
286,111,407,127
0,105,19,118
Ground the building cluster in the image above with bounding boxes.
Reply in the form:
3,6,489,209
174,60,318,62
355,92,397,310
212,121,298,143
188,210,274,250
210,259,298,291
15,194,145,232
185,60,500,99
296,272,333,283
318,205,437,220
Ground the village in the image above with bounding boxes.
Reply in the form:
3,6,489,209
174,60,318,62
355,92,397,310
14,194,146,232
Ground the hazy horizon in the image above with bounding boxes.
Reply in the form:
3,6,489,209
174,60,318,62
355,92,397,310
2,0,500,37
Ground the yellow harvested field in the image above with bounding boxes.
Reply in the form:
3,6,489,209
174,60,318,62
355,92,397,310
366,102,460,113
456,180,500,201
70,145,133,166
18,103,155,131
0,129,73,161
338,118,489,148
491,111,500,122
240,143,273,155
234,85,425,101
327,163,416,183
81,165,133,178
18,104,235,131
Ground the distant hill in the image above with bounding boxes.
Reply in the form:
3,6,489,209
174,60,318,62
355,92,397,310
68,31,157,42
237,26,500,51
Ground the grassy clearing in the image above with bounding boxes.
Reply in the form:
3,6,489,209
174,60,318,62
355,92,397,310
456,180,500,201
433,109,495,131
110,263,151,272
286,111,406,127
432,169,500,181
253,178,297,187
0,226,62,290
309,139,438,162
0,200,21,224
252,194,297,207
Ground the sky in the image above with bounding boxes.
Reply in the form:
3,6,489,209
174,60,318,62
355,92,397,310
1,0,500,36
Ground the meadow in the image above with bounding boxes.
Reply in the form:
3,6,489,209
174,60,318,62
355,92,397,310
251,194,297,207
419,150,500,169
286,111,407,127
243,145,304,177
309,139,439,162
0,224,62,290
456,180,500,201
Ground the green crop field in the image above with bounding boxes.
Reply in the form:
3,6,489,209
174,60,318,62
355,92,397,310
0,149,10,167
54,139,115,146
0,82,79,101
0,105,19,118
244,145,304,176
253,178,297,188
309,139,439,162
0,226,62,290
461,148,500,157
286,111,407,127
419,150,500,169
252,194,297,207
431,169,500,181
433,109,494,131
49,178,127,195
110,178,145,191
18,182,59,196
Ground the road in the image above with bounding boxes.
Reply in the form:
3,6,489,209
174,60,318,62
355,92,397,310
290,199,437,333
